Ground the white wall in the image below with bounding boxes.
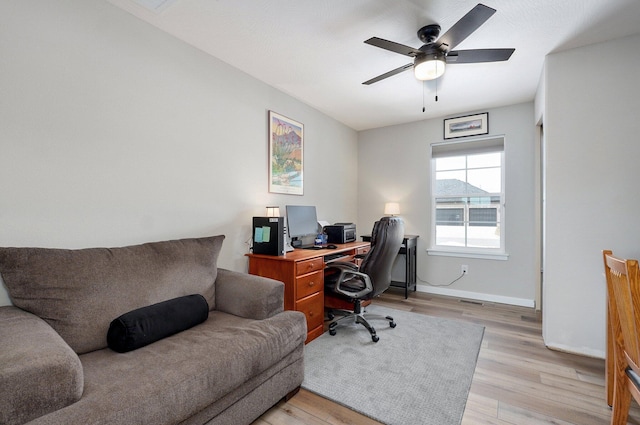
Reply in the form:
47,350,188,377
358,102,538,306
0,0,358,306
542,33,640,357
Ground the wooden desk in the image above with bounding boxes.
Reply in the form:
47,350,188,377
246,241,370,343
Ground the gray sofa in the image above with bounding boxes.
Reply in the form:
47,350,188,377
0,236,307,425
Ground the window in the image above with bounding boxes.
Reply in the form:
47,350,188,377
430,137,505,257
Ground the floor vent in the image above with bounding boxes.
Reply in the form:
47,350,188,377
459,299,484,306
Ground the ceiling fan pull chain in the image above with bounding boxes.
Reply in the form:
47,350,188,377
435,63,439,102
422,81,426,112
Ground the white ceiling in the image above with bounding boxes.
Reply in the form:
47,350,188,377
108,0,640,131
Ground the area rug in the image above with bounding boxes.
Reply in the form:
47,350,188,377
302,305,484,425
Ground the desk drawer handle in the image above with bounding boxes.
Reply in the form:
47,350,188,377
309,280,315,287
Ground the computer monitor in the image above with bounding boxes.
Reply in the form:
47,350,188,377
286,205,319,249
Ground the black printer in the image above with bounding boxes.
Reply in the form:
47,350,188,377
324,223,356,244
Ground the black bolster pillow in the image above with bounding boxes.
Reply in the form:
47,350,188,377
107,294,209,353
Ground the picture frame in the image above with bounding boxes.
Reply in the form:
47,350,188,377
268,111,304,195
444,112,489,139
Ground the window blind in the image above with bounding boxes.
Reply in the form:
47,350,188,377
431,136,504,158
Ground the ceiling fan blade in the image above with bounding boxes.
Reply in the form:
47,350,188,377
446,48,515,63
362,63,413,85
365,37,422,57
436,3,496,52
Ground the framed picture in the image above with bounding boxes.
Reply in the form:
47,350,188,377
444,112,489,139
269,111,304,195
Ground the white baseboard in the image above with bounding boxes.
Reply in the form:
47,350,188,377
544,342,605,359
415,284,536,308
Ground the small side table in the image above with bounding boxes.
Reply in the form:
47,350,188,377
361,234,419,299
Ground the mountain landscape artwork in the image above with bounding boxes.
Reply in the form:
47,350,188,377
269,111,304,195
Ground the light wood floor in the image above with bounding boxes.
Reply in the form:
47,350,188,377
253,290,640,425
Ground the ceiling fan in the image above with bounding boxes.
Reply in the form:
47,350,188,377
362,3,515,85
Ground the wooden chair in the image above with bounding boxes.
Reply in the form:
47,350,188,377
603,250,640,425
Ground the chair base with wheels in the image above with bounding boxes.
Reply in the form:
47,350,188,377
326,298,396,342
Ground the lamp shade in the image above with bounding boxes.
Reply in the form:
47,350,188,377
414,56,445,81
266,206,280,217
384,202,400,216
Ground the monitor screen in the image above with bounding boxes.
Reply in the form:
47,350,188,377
286,205,318,247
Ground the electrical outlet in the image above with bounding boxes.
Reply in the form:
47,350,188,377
461,265,469,274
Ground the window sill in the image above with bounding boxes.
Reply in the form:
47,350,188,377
426,249,509,261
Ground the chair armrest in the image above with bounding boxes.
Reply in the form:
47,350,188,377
0,306,83,425
326,263,373,299
215,268,284,320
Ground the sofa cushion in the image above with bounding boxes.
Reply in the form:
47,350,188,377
0,307,83,425
23,310,307,425
0,235,224,354
107,294,209,353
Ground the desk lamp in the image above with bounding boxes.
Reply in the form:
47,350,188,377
266,206,280,217
384,202,400,216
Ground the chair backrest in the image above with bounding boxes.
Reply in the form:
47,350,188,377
359,216,405,298
603,250,640,373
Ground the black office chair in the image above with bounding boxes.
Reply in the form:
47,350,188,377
324,216,404,342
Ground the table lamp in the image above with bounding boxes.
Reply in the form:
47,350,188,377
384,202,400,216
266,206,280,217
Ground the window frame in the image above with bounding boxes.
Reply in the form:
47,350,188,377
428,136,508,260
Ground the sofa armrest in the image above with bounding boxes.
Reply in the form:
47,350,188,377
214,269,284,320
0,306,83,425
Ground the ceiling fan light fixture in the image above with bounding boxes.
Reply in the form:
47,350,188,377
414,55,446,81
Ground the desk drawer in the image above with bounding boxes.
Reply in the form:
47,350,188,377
296,291,324,332
296,270,323,300
356,246,370,256
296,258,324,276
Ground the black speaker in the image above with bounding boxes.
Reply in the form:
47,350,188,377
252,217,284,256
